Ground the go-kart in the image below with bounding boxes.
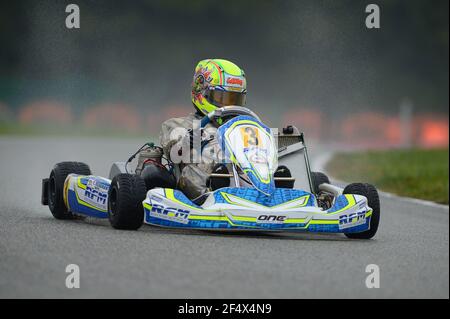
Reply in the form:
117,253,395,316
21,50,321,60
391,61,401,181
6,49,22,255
41,106,380,239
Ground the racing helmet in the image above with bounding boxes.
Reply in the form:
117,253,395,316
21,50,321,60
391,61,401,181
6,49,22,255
191,59,247,115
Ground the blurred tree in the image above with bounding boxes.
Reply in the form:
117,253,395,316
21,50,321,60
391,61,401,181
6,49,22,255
0,0,447,123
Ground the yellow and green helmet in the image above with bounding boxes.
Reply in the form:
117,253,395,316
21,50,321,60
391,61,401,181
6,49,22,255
191,59,247,115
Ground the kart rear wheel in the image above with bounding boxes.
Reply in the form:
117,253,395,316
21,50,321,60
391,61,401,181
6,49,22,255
48,162,91,220
311,171,330,194
343,183,380,239
108,174,147,230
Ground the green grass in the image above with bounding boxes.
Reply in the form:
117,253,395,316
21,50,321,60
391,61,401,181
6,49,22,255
327,148,449,204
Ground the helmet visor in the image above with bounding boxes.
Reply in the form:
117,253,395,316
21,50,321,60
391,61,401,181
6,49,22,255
207,89,246,107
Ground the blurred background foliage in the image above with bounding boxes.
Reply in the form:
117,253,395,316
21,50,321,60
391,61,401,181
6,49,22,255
0,0,448,144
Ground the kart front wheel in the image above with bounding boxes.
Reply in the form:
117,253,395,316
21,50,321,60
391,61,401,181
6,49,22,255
108,174,147,230
311,171,330,194
343,183,380,239
48,161,91,219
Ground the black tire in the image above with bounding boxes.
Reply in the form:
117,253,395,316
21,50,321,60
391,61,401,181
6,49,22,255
48,161,91,220
108,174,147,230
343,183,380,239
311,171,330,194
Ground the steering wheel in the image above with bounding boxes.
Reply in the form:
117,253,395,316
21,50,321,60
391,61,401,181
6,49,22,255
200,106,261,128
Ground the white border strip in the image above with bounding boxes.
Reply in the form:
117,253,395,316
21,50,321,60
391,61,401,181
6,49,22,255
377,190,449,210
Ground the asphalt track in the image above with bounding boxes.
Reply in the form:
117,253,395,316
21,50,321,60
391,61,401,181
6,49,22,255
0,136,448,298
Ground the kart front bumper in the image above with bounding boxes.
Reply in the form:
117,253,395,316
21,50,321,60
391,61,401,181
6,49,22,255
143,188,373,233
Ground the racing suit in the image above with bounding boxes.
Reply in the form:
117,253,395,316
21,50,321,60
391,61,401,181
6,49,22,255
159,112,221,200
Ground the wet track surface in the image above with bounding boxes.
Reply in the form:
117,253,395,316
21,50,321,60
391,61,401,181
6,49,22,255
0,136,448,298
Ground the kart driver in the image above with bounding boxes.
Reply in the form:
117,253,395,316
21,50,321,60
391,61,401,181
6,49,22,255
159,59,247,200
